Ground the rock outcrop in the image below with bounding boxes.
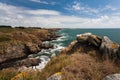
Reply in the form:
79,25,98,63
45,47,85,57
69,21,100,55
63,33,120,61
0,28,59,70
77,33,120,60
100,36,120,60
77,33,102,47
102,74,120,80
47,72,62,80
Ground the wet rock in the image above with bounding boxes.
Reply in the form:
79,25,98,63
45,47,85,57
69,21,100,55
47,72,62,80
102,74,120,80
0,58,40,69
40,41,53,49
17,58,40,67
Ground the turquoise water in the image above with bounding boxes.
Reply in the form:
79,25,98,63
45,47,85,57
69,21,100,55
57,28,120,47
34,28,120,69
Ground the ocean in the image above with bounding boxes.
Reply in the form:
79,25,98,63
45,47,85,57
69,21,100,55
56,28,120,47
32,28,120,70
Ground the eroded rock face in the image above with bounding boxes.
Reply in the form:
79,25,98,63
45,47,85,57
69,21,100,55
77,33,102,47
100,36,120,59
0,43,41,69
0,44,26,64
102,74,120,80
74,33,120,60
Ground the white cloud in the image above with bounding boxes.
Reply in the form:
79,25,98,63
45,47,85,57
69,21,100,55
0,2,120,28
67,1,99,14
30,0,56,5
102,5,117,11
27,10,60,15
66,1,118,16
30,0,48,4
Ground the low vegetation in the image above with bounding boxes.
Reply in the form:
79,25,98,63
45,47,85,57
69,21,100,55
0,26,120,80
0,50,120,80
0,27,53,54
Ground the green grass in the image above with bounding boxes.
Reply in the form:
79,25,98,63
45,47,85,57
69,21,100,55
0,36,11,42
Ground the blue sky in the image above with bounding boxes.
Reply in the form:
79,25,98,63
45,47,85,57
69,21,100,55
0,0,120,28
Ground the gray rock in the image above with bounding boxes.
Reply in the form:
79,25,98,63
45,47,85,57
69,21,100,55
100,36,120,59
103,74,120,80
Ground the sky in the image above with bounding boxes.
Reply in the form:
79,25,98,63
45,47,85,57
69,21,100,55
0,0,120,28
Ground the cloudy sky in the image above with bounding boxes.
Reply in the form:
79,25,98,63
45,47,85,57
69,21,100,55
0,0,120,28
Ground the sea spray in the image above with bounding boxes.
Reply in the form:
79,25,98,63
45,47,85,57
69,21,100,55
29,31,68,70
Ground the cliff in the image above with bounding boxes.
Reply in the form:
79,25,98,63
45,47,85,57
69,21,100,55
61,33,120,61
0,27,59,69
1,32,120,80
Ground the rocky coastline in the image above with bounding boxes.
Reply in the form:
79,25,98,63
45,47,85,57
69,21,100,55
0,27,60,70
61,33,120,61
1,30,120,80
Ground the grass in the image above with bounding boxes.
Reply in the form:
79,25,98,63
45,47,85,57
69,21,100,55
37,55,70,80
0,68,18,80
0,55,70,80
0,52,120,80
0,27,120,80
0,27,53,54
62,53,120,80
0,35,11,42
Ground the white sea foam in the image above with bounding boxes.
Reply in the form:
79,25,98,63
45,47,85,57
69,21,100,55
29,32,67,70
30,55,50,70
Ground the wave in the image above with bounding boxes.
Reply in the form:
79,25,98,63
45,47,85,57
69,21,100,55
29,32,68,70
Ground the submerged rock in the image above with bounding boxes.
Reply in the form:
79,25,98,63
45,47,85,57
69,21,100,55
103,74,120,80
40,41,53,49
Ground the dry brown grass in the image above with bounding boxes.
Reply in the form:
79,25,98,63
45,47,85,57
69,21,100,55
1,52,120,80
36,55,70,80
0,28,52,54
62,53,120,80
0,68,18,80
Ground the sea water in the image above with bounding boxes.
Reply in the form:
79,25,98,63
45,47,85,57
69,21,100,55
31,28,120,70
58,28,120,47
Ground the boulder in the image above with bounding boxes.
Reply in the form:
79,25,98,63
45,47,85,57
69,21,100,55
77,33,102,47
16,58,40,67
102,74,120,80
25,43,41,54
76,33,120,60
0,44,26,64
40,41,53,49
47,72,62,80
100,36,120,60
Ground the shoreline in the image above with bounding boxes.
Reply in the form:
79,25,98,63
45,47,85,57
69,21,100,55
0,27,61,70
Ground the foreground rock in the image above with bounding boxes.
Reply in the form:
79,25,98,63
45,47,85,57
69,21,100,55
62,33,120,61
103,74,120,80
77,33,102,47
47,72,62,80
100,36,120,60
77,33,120,60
